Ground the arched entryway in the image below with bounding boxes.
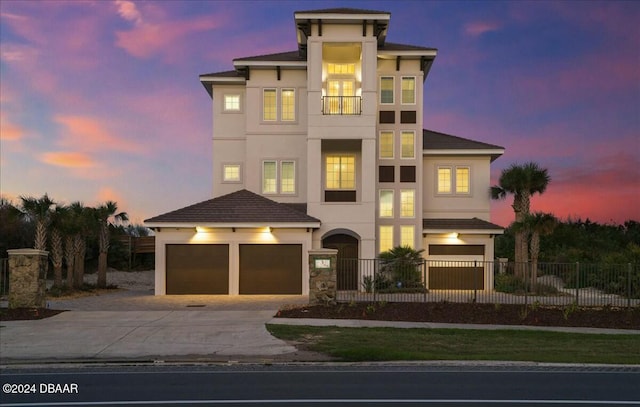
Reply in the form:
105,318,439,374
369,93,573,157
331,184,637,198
322,231,359,290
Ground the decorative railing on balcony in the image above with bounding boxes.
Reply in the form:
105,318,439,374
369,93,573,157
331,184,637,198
322,96,362,115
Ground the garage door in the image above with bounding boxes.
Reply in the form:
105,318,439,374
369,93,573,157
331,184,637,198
239,244,302,294
428,245,485,290
166,244,229,294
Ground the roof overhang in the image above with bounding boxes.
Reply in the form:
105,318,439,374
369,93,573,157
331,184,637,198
232,60,307,68
423,228,504,235
146,222,321,229
378,50,437,58
423,148,505,162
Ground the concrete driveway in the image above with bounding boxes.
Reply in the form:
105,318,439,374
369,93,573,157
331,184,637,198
0,290,309,363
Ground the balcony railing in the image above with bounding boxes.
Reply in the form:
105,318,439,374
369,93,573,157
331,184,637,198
322,96,362,115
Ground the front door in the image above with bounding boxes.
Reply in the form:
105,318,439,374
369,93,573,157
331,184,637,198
323,234,358,290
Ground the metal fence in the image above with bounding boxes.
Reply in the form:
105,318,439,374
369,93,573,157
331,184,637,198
0,258,8,297
336,259,640,308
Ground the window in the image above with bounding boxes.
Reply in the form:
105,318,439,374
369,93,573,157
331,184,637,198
400,225,414,248
280,161,295,194
379,111,395,123
224,95,240,112
262,161,277,193
379,166,395,183
401,77,415,104
456,167,470,194
400,166,416,182
380,77,394,104
281,89,295,121
327,63,355,74
437,167,452,194
400,189,415,218
223,164,241,182
263,89,276,121
379,225,393,254
437,166,471,195
379,190,394,218
400,111,416,123
379,131,394,159
401,131,415,158
326,156,355,190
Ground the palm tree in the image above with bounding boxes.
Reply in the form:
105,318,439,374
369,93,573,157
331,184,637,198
69,202,93,289
49,205,68,288
491,162,551,272
95,201,128,288
19,193,55,250
514,212,557,287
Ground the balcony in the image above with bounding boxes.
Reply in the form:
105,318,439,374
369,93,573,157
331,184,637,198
322,96,362,115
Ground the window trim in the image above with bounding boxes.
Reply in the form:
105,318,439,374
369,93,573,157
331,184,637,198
436,165,472,196
222,163,242,183
379,131,394,159
400,131,415,159
262,160,278,194
379,189,394,218
380,76,395,105
379,225,394,254
325,155,356,191
223,94,241,112
281,88,296,122
262,88,277,122
400,189,415,218
280,160,296,194
400,225,415,249
401,76,416,105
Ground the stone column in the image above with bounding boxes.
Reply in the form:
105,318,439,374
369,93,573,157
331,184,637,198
8,249,48,309
308,249,337,306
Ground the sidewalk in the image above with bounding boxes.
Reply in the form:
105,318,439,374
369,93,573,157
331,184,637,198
1,289,638,364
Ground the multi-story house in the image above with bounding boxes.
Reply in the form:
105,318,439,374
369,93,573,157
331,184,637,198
145,8,504,295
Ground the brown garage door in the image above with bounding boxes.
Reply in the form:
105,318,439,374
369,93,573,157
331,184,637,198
239,244,302,294
428,245,485,290
166,244,229,294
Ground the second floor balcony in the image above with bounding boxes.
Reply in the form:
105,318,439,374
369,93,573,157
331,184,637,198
322,96,362,115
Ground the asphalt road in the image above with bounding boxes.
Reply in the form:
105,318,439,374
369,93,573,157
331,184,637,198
1,364,639,406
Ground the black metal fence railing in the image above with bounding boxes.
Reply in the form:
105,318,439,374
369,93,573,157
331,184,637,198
335,259,640,308
322,96,362,115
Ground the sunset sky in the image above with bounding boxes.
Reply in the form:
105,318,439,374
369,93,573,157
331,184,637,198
1,0,638,227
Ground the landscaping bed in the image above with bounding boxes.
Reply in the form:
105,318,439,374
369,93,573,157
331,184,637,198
0,307,65,321
276,302,640,330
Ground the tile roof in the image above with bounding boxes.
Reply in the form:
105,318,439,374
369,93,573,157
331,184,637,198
145,189,320,225
380,42,437,52
295,8,390,15
423,129,504,150
423,218,504,231
233,50,305,63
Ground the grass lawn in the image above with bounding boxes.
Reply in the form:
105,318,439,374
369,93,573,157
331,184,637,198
267,325,640,364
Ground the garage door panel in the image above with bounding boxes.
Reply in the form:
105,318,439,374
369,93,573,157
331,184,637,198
428,244,485,290
239,244,302,294
166,244,229,294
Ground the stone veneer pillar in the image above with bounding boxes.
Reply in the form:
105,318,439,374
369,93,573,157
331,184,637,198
308,249,337,305
8,249,48,309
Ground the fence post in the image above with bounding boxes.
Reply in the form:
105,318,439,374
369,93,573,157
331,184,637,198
473,260,478,303
575,262,580,306
628,263,632,309
523,262,529,307
423,260,427,302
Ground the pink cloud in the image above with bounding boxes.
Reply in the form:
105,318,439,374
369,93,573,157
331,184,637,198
115,16,221,61
0,113,24,141
115,0,142,25
53,115,142,153
464,21,501,37
40,152,95,168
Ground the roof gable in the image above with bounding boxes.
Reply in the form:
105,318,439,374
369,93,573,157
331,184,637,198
423,129,504,162
145,189,320,226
